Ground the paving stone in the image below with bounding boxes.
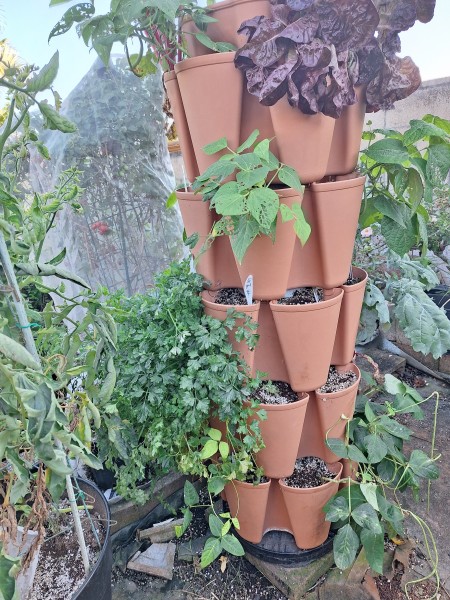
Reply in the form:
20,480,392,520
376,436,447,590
245,551,335,600
137,518,183,543
177,535,209,562
127,542,176,580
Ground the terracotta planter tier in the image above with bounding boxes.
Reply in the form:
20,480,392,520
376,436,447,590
279,462,342,549
269,98,335,184
249,392,309,478
270,289,344,392
176,190,215,285
331,268,368,365
288,174,365,289
176,191,240,289
235,188,302,301
164,71,199,183
175,53,243,174
182,0,271,58
201,290,260,374
326,86,367,177
225,479,271,544
314,364,361,464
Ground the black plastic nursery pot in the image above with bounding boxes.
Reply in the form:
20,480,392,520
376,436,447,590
72,478,112,600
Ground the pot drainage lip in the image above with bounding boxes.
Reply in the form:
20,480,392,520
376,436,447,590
235,530,334,566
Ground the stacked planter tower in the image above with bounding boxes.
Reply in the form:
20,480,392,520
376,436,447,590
167,0,369,561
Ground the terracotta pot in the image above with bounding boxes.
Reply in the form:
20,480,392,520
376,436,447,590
164,71,199,183
253,301,289,382
176,190,216,284
175,53,243,174
288,173,365,289
182,0,271,57
240,90,279,161
176,191,240,289
279,461,342,549
225,479,271,543
269,98,335,184
339,459,359,490
314,364,361,463
326,86,367,177
235,188,302,301
201,290,260,374
331,268,368,365
249,392,309,478
270,289,344,392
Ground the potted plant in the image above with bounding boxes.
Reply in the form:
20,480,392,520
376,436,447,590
0,55,120,598
279,457,342,549
325,372,439,582
191,130,310,300
288,173,366,290
270,287,344,391
201,288,260,373
247,381,309,478
314,364,361,463
331,267,368,365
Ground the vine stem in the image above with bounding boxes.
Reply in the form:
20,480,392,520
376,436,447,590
428,391,439,513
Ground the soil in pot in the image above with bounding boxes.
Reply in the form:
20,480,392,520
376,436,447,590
29,501,106,600
214,287,248,305
250,382,309,478
344,274,362,285
253,380,298,405
317,366,358,394
282,456,337,489
277,287,324,305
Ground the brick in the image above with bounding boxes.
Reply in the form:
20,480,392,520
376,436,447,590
127,542,176,580
245,551,335,600
137,518,184,543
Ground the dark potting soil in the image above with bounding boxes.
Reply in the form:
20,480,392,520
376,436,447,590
253,381,298,405
29,503,106,600
277,287,324,305
282,456,336,489
317,367,357,394
214,288,248,305
345,275,361,286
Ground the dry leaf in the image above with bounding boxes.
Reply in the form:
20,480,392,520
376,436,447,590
220,555,228,573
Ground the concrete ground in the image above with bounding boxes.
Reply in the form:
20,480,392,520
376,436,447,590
392,372,450,591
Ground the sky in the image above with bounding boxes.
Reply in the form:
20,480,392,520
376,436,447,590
2,0,450,101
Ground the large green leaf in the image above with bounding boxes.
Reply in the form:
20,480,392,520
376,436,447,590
0,551,20,600
0,334,41,371
38,101,77,133
230,217,260,263
26,52,59,92
426,144,450,184
184,480,199,507
201,537,222,568
202,137,228,155
209,513,224,537
392,280,450,358
381,217,416,256
247,188,279,230
409,449,439,480
49,4,95,40
406,168,424,213
236,129,259,153
333,524,360,570
278,166,303,193
403,119,450,146
351,503,382,534
324,496,350,522
221,533,245,556
364,138,410,165
373,196,409,227
360,529,384,574
364,434,388,464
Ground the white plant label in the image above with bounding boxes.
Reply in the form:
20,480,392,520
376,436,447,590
244,275,253,305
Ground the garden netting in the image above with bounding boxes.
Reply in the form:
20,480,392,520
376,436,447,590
30,56,184,297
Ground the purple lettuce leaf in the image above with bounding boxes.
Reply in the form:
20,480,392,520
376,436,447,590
315,0,379,51
366,54,421,112
415,0,436,23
